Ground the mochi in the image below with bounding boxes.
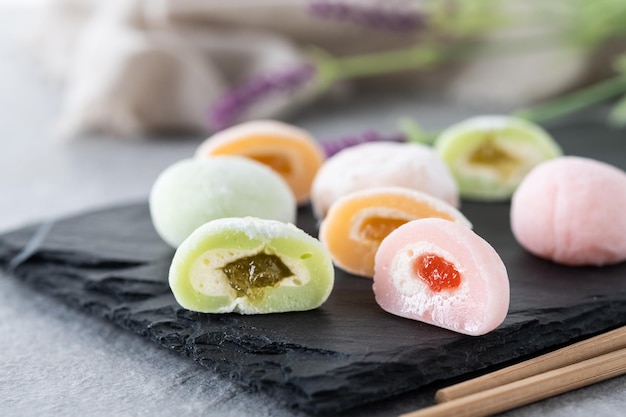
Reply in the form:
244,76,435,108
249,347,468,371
373,218,509,336
434,115,562,201
511,156,626,266
169,217,334,314
310,141,459,219
319,187,471,278
150,157,295,248
195,120,325,205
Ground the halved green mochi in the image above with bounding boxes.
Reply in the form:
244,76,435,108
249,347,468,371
169,217,334,314
434,116,562,201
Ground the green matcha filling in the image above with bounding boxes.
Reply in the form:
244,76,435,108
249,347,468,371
469,137,520,178
221,252,294,299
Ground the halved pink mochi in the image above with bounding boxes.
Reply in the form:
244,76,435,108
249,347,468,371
373,218,509,336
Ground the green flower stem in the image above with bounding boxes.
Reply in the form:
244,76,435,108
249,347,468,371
331,45,444,81
312,34,565,87
309,44,446,87
515,75,626,124
609,94,626,126
309,37,626,145
398,118,440,145
404,75,626,145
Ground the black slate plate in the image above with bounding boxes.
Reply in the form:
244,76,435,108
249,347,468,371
1,120,625,415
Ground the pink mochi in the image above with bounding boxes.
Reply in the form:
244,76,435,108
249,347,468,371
511,156,626,266
373,218,510,336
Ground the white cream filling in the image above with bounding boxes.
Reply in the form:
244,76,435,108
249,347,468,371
189,246,310,298
391,242,482,334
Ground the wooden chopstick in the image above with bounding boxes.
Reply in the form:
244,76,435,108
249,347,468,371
436,325,626,402
399,347,626,417
398,326,626,417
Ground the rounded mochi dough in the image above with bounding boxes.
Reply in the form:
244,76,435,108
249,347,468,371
150,157,296,248
434,115,562,202
310,141,459,219
511,156,626,266
195,119,325,205
373,218,510,336
319,186,472,278
169,217,335,314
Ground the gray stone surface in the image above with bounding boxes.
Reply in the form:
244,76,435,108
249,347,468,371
1,5,624,417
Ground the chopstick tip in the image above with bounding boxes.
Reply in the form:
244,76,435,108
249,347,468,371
434,389,450,403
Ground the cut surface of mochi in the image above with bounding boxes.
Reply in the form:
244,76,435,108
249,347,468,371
195,120,325,204
373,218,509,336
319,187,472,278
310,141,459,219
434,115,562,202
169,217,334,314
511,156,626,266
150,157,295,248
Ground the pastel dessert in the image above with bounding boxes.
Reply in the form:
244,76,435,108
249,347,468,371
319,187,472,278
511,156,626,266
434,115,562,201
373,218,509,336
310,141,459,219
195,120,325,204
169,217,334,314
149,157,295,248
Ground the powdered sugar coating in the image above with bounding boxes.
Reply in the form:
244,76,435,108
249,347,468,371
195,120,325,204
434,115,562,201
185,219,311,300
511,156,626,266
196,120,317,157
310,142,459,218
149,157,296,248
169,217,334,314
373,218,509,336
318,186,471,277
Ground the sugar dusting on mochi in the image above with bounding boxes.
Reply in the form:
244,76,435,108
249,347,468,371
373,218,509,336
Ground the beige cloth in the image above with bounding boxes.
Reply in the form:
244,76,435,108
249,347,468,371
28,0,603,139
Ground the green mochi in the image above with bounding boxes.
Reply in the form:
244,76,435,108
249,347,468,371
434,116,562,201
149,157,296,248
168,217,335,314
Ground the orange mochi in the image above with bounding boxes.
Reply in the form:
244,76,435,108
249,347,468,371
195,120,325,204
318,187,472,278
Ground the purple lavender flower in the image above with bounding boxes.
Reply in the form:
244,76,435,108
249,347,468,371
308,0,426,32
208,63,317,132
321,130,406,157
